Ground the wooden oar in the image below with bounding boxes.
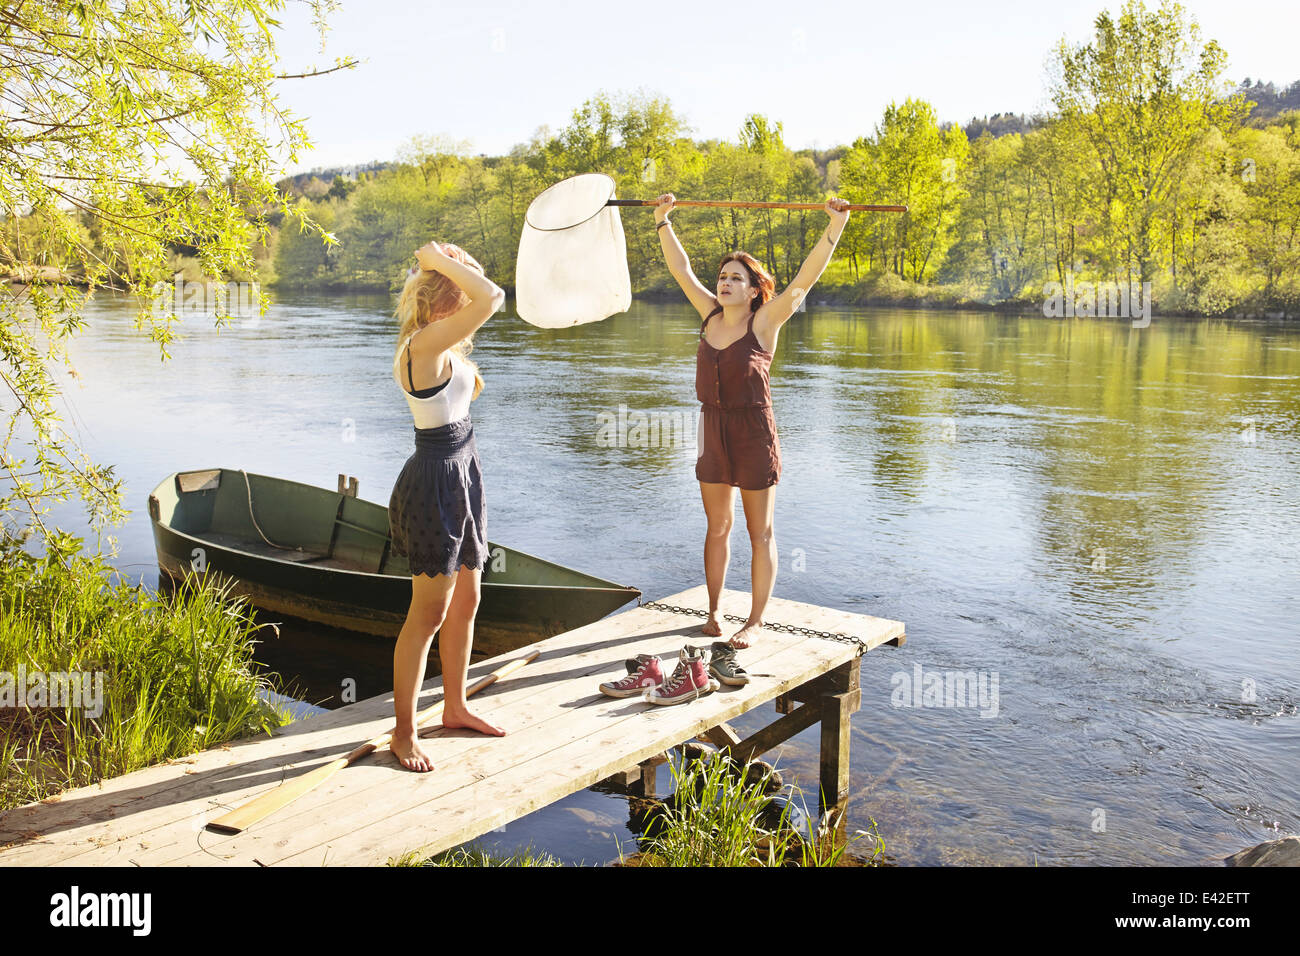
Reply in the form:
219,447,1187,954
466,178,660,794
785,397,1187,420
206,650,540,834
608,199,908,212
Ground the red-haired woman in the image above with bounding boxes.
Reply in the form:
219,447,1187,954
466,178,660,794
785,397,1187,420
655,194,850,648
387,241,506,772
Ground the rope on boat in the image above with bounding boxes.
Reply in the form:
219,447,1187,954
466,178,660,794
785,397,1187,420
239,469,302,552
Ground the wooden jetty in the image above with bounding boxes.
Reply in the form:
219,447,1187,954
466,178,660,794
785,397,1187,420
0,586,904,867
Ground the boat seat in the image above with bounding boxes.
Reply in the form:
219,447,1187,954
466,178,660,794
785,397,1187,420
201,532,327,564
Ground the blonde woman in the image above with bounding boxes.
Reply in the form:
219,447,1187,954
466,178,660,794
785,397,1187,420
387,241,505,772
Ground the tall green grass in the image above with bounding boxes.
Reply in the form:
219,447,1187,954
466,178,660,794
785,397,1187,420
628,754,881,867
385,753,888,867
388,843,564,867
0,536,292,811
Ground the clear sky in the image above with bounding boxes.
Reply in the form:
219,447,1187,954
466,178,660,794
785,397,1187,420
269,0,1300,174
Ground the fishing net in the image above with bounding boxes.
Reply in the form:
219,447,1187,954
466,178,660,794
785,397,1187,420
515,173,632,328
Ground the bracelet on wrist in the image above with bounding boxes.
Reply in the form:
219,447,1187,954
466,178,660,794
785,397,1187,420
656,219,672,231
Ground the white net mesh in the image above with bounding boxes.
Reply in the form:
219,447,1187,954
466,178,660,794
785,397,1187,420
515,174,632,328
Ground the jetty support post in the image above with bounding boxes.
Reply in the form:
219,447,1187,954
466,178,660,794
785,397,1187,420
818,659,862,817
608,752,670,798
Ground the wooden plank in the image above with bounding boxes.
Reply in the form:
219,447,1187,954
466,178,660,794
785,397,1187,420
183,632,849,866
17,606,883,868
700,723,742,749
176,628,855,865
0,601,702,864
0,586,903,867
10,629,863,868
604,766,640,789
785,657,861,701
631,754,668,799
34,592,828,866
721,701,824,767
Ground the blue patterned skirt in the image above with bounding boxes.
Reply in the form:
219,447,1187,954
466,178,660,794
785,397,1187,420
387,417,488,578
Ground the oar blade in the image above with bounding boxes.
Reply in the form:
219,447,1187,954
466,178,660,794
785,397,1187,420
206,756,349,834
203,650,541,834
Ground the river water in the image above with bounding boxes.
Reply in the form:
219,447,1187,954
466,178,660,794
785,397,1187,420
30,290,1300,865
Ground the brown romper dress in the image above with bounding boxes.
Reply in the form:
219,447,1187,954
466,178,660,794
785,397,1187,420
695,308,782,490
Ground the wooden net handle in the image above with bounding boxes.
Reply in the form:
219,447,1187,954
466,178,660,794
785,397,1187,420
608,199,907,213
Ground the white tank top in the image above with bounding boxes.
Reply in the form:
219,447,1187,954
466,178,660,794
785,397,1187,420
393,337,474,429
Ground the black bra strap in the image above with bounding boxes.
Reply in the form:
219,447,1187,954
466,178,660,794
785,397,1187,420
405,341,415,392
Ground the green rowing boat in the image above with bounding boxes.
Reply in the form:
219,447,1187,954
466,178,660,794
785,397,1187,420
147,468,640,652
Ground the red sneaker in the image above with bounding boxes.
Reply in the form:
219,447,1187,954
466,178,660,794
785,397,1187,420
600,655,665,698
646,646,719,706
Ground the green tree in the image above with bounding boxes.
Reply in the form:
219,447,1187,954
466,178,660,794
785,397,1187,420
458,158,502,277
0,0,350,557
271,197,336,286
327,174,357,202
1166,126,1247,312
535,89,689,188
1049,0,1247,285
1235,118,1300,302
331,168,431,288
955,132,1035,297
397,133,471,196
1020,119,1095,284
842,98,968,282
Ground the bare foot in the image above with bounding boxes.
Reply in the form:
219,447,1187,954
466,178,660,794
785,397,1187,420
391,731,434,772
441,706,506,737
701,614,723,637
729,621,762,649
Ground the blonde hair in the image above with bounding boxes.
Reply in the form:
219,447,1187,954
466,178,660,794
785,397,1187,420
394,243,486,399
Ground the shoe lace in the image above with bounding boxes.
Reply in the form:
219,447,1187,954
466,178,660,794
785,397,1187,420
657,663,681,693
661,655,702,696
713,648,742,673
623,661,655,685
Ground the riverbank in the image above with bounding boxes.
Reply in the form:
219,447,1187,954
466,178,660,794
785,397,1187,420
9,264,1297,321
263,270,1299,321
0,538,293,812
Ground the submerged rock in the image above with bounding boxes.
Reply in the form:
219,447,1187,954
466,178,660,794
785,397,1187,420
1225,835,1300,867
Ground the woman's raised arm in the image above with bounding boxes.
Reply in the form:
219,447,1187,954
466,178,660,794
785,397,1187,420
410,242,505,356
758,198,850,332
655,194,719,322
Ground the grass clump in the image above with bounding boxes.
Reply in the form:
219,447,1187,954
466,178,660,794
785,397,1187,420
389,843,563,867
0,535,291,811
628,752,882,867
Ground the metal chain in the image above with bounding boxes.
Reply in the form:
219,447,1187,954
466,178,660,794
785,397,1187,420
638,600,870,656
